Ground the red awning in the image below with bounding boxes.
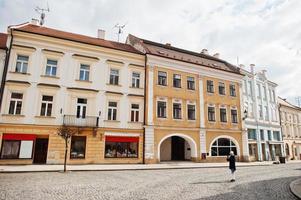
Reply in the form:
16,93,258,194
105,136,139,143
3,134,36,141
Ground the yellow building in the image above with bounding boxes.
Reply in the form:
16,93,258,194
127,35,247,163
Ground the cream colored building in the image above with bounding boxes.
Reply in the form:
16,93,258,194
0,21,145,165
278,97,301,160
0,33,7,86
127,35,248,163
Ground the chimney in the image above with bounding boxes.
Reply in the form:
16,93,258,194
213,53,220,58
201,49,208,54
31,18,39,26
97,29,105,40
165,43,171,47
250,64,255,74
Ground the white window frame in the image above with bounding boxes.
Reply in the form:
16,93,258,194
131,72,140,88
230,108,238,124
156,97,168,118
108,101,118,121
15,54,29,73
109,68,119,85
218,82,226,95
79,64,90,81
219,106,227,123
40,95,53,117
207,104,216,122
187,102,196,121
130,103,140,122
172,99,182,119
8,92,23,115
45,59,58,77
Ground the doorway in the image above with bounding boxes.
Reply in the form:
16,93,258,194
33,138,49,164
171,136,185,161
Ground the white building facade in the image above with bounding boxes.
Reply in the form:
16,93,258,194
242,65,284,161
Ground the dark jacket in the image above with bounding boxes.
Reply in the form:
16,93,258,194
227,155,236,171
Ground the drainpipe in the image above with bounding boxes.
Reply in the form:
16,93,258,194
142,54,148,164
278,103,285,157
0,29,14,111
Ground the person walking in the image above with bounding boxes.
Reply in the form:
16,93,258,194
227,151,236,182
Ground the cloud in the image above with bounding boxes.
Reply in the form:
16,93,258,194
0,0,300,104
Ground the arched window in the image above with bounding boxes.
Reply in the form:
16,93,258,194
211,138,237,156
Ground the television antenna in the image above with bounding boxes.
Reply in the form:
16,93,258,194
35,2,50,26
114,23,126,42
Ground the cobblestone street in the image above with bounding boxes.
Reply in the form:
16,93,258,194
0,163,300,200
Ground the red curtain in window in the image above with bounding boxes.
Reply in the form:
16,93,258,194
3,134,36,141
105,136,139,143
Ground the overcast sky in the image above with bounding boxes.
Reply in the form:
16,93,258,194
0,0,300,105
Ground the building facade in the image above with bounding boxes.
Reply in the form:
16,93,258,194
0,33,7,85
242,65,284,161
127,35,248,163
278,97,301,160
0,21,145,165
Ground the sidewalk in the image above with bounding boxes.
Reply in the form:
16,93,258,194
1,160,299,173
290,178,301,199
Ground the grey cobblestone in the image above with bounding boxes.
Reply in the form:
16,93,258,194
0,163,300,200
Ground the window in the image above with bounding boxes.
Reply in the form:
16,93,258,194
187,104,196,120
260,130,265,140
231,109,238,123
264,106,269,121
173,74,181,88
131,104,139,122
248,81,252,96
132,72,140,88
243,80,247,94
207,80,214,93
173,103,182,119
8,93,23,115
45,59,57,76
105,136,138,158
1,141,20,159
273,131,281,141
79,64,90,81
257,84,261,98
108,102,117,120
229,84,236,97
220,108,227,122
249,102,254,118
157,101,166,118
76,98,87,118
208,106,215,122
211,138,237,156
259,105,263,119
218,82,225,95
263,86,267,100
110,69,119,85
40,95,53,116
272,91,275,102
248,129,257,140
267,130,272,140
15,55,29,73
158,71,167,86
70,136,86,159
187,77,195,90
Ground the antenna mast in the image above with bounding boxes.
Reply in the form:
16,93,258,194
114,23,126,42
35,2,50,26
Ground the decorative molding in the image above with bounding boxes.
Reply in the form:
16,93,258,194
6,80,31,86
67,87,99,93
37,83,60,88
72,54,99,62
12,44,36,52
42,49,64,56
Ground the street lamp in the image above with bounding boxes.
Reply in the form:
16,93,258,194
242,109,248,120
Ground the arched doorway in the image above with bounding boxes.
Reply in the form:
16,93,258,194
158,134,197,162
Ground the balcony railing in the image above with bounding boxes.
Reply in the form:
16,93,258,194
63,115,99,127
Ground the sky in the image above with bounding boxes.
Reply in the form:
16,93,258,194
0,0,300,105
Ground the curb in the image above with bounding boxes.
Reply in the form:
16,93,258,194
290,178,301,199
0,163,274,173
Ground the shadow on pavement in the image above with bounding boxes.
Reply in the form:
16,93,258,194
194,176,300,200
191,180,229,184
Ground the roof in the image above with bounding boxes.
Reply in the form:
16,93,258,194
278,97,301,110
0,33,8,50
11,23,142,54
127,34,241,75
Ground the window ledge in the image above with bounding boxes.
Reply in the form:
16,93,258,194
40,75,60,79
207,92,214,95
128,121,143,124
173,118,183,121
35,116,56,119
156,84,168,87
2,114,25,117
187,119,196,122
106,83,122,87
129,86,144,89
104,120,120,122
187,89,196,92
9,71,31,75
75,79,92,83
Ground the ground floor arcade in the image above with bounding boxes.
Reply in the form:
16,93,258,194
284,139,301,160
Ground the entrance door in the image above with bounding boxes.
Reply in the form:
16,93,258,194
171,136,185,160
76,98,87,126
33,138,48,164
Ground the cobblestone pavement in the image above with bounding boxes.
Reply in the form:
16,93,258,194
0,163,300,200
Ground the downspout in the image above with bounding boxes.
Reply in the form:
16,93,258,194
142,54,147,164
0,29,14,111
278,103,285,157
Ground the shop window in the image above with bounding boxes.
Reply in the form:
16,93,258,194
173,74,181,88
45,59,57,77
15,55,29,73
187,76,195,90
105,136,138,158
211,138,237,156
8,93,23,115
158,71,167,86
70,136,86,159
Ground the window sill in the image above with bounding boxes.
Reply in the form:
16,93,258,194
104,157,139,159
107,83,122,87
187,119,196,122
157,117,167,120
187,89,196,92
9,71,31,75
157,84,168,87
173,118,183,121
207,92,214,95
104,120,120,122
75,79,92,83
219,94,226,96
129,86,144,89
35,116,56,119
128,121,143,124
2,114,25,117
40,75,60,79
70,157,86,160
208,121,216,123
